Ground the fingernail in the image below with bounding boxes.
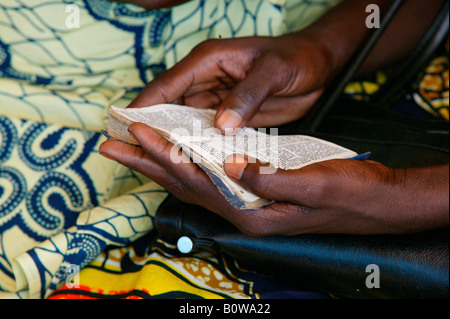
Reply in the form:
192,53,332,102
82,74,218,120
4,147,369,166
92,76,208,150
128,123,138,135
224,155,248,180
216,109,243,132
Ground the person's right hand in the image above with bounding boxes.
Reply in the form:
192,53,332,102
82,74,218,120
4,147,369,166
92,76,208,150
128,32,335,132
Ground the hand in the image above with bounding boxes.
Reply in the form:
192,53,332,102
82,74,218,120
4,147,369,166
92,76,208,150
127,32,333,132
110,0,191,9
222,155,449,235
123,0,443,132
98,123,449,236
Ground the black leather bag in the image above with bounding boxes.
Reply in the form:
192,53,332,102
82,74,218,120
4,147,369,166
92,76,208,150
155,99,449,299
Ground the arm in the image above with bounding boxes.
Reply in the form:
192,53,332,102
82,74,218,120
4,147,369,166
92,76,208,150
223,156,449,234
358,0,445,75
293,0,445,78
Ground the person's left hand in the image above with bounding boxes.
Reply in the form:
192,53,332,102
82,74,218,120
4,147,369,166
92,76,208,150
99,122,444,236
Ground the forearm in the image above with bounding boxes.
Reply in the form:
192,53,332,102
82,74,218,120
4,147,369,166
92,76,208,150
297,0,444,79
382,165,449,232
297,0,393,79
359,0,445,75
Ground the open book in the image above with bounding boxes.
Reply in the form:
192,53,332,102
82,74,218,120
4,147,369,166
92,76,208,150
104,104,369,210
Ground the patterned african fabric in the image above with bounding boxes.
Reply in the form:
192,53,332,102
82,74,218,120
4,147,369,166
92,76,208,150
344,71,389,101
413,48,449,121
48,234,326,299
344,41,449,121
0,0,340,299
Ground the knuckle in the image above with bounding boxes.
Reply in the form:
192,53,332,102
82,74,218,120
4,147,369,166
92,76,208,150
258,50,292,91
146,134,172,156
126,146,147,171
165,170,205,204
155,86,171,103
261,50,287,67
232,86,260,110
314,43,334,70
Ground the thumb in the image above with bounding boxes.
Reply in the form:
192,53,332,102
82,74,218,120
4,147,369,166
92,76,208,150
223,155,313,204
214,56,277,134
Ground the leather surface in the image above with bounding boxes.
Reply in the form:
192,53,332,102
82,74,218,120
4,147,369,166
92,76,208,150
155,195,449,299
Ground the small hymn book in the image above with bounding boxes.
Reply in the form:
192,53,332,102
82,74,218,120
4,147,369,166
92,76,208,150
105,104,364,210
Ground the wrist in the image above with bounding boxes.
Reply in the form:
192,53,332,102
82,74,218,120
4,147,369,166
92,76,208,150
376,166,449,233
294,28,348,82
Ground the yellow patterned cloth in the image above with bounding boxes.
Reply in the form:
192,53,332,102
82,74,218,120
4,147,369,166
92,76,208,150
49,237,275,299
344,71,389,101
0,0,339,299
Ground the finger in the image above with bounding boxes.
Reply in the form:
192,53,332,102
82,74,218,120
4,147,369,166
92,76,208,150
223,155,322,206
183,91,222,109
100,132,230,211
183,89,230,109
99,139,178,187
183,77,235,96
247,89,323,128
127,124,241,214
127,65,194,108
127,41,223,108
214,53,281,133
127,122,204,180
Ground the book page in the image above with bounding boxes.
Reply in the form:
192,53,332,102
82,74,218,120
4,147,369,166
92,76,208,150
110,104,218,138
188,130,357,171
273,135,357,169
